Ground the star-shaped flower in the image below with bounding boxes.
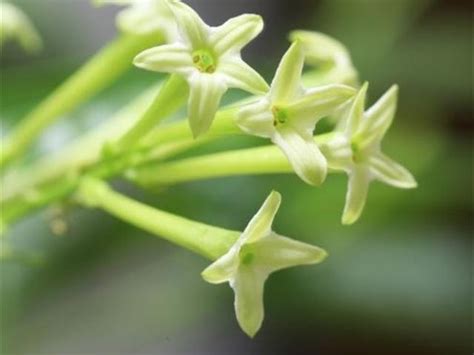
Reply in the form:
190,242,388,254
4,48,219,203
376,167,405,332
133,0,269,137
202,191,327,337
0,1,42,53
236,41,356,186
322,83,417,224
93,0,177,40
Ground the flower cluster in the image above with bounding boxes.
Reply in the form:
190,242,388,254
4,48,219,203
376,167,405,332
1,0,418,340
118,0,415,336
89,0,417,336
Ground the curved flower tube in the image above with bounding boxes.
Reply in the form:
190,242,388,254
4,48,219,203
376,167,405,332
289,30,358,86
93,0,178,40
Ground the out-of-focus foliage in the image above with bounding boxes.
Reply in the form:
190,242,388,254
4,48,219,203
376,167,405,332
1,0,471,354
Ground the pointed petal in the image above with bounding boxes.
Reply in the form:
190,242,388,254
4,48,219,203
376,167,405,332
134,44,193,75
201,249,239,284
270,41,305,103
342,167,370,225
241,191,281,244
210,14,264,56
187,73,227,137
285,84,356,131
254,233,328,273
236,98,275,138
344,82,368,136
369,152,417,189
219,58,269,94
168,0,208,47
320,133,352,171
358,85,398,147
273,127,327,186
231,267,267,338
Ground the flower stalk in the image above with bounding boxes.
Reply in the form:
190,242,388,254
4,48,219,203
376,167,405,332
77,177,239,260
0,31,165,168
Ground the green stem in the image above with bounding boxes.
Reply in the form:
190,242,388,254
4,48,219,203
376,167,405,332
1,139,196,227
113,74,189,151
1,31,164,168
77,178,239,260
133,133,337,186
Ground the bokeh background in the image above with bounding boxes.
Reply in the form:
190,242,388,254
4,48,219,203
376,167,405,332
1,0,472,354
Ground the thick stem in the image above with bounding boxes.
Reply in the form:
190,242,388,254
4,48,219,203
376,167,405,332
77,178,239,260
1,31,164,168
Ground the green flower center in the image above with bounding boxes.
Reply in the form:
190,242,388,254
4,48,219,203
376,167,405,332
351,140,364,163
272,106,288,127
240,252,255,265
192,49,217,74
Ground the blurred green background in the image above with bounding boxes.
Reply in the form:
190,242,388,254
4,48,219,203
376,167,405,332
1,0,472,354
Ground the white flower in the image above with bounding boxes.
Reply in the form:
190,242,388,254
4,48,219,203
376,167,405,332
236,41,356,186
202,191,327,337
0,1,42,53
93,0,177,40
322,83,417,224
133,0,269,137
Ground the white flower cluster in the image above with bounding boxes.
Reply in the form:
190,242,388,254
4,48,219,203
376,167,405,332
95,0,417,337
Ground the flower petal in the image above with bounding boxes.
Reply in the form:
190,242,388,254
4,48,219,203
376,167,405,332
210,14,264,56
342,167,370,225
134,43,193,75
357,85,398,147
369,152,417,189
343,82,368,136
219,58,269,94
231,267,267,338
168,0,208,48
273,127,327,186
320,133,352,171
236,98,275,138
270,41,305,103
254,233,328,273
285,84,357,132
201,248,239,284
241,191,281,244
188,73,228,137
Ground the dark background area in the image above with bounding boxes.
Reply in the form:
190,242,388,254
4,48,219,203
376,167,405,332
1,0,472,354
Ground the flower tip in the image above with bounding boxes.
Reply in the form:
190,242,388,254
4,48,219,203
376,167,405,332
133,52,147,69
341,212,359,226
299,163,328,187
268,190,282,203
239,317,262,338
315,248,329,263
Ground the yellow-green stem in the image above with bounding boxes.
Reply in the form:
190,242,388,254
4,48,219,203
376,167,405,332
113,74,189,151
77,178,239,260
1,31,164,168
133,133,337,186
